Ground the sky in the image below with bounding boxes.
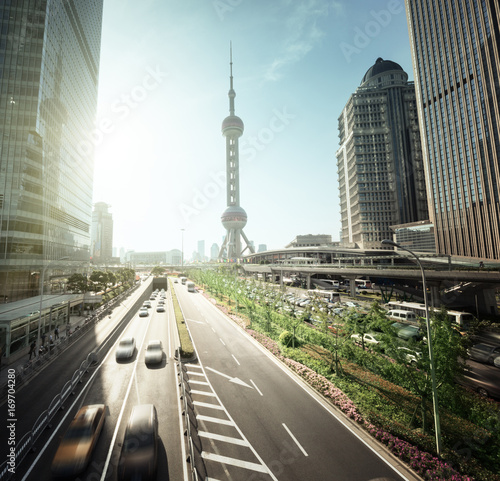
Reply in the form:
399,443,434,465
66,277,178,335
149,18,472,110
92,0,414,259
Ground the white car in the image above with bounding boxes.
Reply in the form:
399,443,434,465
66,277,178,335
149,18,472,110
116,337,136,360
351,333,380,345
397,346,421,365
145,340,163,364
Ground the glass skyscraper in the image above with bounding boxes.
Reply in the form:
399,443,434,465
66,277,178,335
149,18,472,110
405,0,500,259
0,0,104,301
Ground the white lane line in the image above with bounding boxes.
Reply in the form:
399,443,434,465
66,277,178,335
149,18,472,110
250,379,263,396
188,319,205,324
189,380,210,385
211,327,216,333
186,370,205,376
188,364,203,369
201,452,268,473
282,423,308,457
193,401,224,410
199,431,249,446
232,354,240,365
197,414,234,426
219,338,226,346
191,390,217,397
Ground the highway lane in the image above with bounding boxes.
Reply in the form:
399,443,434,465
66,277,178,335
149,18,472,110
174,282,419,481
13,286,187,481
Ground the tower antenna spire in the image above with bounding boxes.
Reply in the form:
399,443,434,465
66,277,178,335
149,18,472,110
228,41,235,116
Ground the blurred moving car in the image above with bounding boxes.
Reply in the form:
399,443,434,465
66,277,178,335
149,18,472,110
116,337,136,360
468,343,500,365
118,404,159,481
145,340,163,364
51,404,106,478
460,370,500,399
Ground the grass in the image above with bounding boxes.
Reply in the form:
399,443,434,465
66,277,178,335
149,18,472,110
169,279,195,359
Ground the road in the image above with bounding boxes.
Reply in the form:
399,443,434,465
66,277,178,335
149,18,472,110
4,281,187,481
173,281,419,481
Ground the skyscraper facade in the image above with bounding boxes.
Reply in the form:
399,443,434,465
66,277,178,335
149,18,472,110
405,0,500,259
337,58,428,250
0,1,103,301
91,202,113,262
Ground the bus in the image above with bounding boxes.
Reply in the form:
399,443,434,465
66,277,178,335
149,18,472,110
186,281,195,292
384,301,474,327
307,290,341,303
355,279,372,289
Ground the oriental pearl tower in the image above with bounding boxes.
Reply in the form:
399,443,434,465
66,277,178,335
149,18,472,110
218,47,255,261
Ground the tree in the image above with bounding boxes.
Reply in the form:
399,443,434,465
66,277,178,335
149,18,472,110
67,273,90,293
90,270,108,293
386,307,468,435
151,266,165,276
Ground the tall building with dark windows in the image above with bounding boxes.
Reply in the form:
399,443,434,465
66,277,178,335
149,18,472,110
405,1,500,259
0,1,104,301
336,58,428,250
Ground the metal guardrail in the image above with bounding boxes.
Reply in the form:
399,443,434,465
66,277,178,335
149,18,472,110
178,357,199,481
0,282,141,481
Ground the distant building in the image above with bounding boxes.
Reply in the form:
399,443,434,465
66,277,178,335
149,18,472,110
211,243,219,260
197,240,205,261
406,1,500,259
128,250,182,265
337,58,428,250
258,244,267,253
91,203,113,262
286,235,333,248
390,220,436,254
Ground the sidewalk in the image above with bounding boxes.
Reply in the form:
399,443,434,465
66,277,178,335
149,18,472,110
0,313,89,386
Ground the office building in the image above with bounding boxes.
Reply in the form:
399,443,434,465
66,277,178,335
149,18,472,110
91,202,113,262
337,58,428,250
0,0,104,301
405,1,500,259
197,240,205,261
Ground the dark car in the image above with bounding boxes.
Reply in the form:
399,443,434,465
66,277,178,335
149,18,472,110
118,404,159,481
51,404,106,478
468,343,500,365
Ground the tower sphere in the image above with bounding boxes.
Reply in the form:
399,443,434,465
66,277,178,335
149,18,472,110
222,115,244,137
221,205,247,230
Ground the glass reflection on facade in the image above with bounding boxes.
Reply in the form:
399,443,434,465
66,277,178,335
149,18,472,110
405,1,500,259
0,0,104,301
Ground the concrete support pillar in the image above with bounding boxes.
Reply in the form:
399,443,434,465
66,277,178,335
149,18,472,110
349,277,357,297
306,274,311,290
429,284,440,308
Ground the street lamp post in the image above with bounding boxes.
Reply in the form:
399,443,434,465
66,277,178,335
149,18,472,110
382,239,442,455
37,256,69,356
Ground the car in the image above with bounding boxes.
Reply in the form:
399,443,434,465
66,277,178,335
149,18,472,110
145,340,163,364
157,300,164,305
139,307,149,317
143,301,152,308
351,333,381,345
468,344,500,365
397,346,422,365
156,306,165,313
459,371,500,400
116,337,136,360
118,404,159,481
174,279,178,283
344,301,359,308
51,404,106,478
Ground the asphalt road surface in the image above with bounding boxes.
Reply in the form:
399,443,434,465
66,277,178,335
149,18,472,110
173,281,420,481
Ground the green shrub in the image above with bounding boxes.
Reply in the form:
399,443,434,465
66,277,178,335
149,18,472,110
279,330,295,347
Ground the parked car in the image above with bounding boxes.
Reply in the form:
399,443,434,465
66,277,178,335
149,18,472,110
397,346,422,365
468,343,500,365
351,333,381,346
118,405,159,481
116,337,136,360
51,404,106,478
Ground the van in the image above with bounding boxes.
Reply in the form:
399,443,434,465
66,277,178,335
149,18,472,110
180,277,187,285
186,281,195,292
118,404,159,481
387,309,417,323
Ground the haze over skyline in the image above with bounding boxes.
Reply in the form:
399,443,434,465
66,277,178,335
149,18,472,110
92,0,413,257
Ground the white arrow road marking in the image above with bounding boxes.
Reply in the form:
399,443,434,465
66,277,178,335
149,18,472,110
205,366,253,388
187,318,205,324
